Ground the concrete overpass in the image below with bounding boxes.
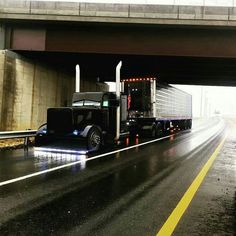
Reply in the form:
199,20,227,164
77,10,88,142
1,1,236,130
1,1,236,86
1,1,236,27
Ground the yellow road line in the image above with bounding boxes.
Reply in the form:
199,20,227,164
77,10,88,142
156,135,227,236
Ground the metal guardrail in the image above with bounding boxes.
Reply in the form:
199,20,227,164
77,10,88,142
0,130,37,140
0,130,37,148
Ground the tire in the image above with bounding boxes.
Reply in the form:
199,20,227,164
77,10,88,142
156,123,162,137
151,125,157,138
164,121,170,135
188,120,192,129
129,127,138,138
87,126,102,152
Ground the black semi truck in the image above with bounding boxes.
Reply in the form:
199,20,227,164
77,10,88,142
35,62,192,152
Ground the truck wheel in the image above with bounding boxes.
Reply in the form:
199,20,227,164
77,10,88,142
87,126,102,152
151,125,157,138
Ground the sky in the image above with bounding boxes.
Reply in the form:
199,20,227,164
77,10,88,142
32,0,236,7
173,85,236,117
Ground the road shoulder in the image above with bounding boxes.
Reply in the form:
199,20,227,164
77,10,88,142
174,130,236,235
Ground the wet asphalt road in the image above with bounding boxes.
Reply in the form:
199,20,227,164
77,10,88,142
0,117,235,235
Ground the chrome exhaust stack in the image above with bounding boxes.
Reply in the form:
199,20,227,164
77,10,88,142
115,61,122,141
75,64,80,92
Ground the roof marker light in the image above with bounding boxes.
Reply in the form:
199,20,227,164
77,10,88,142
123,77,158,82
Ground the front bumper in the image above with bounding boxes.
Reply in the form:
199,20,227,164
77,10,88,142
35,134,87,149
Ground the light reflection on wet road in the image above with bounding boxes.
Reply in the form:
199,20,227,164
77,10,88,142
0,117,234,236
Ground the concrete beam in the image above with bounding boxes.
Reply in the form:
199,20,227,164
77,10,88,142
30,1,80,16
39,24,236,58
229,7,236,20
129,4,178,19
80,3,129,17
1,2,236,27
203,6,229,20
0,0,30,14
179,6,203,19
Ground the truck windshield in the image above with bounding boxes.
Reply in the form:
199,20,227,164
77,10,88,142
73,100,101,107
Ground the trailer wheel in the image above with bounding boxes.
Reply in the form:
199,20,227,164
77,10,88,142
87,126,102,151
188,120,192,129
156,123,162,137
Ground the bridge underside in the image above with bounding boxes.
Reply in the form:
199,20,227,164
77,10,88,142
17,51,236,87
5,22,236,86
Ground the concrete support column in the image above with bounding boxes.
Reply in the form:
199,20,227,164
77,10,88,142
0,50,75,131
0,51,5,130
0,24,5,49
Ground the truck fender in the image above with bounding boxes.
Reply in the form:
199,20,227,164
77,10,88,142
36,123,47,134
80,125,93,138
80,125,102,138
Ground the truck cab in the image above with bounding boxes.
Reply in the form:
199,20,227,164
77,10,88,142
35,92,129,151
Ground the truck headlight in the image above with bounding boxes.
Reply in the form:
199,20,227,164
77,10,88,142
73,130,79,135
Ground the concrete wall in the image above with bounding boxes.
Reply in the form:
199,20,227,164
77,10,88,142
0,24,5,49
0,50,74,131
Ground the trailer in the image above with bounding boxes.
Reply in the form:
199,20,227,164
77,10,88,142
35,62,192,152
123,77,192,137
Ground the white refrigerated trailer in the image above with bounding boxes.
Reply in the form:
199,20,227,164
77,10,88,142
123,77,192,137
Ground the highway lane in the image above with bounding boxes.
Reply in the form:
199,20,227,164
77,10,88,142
0,118,218,182
0,117,230,235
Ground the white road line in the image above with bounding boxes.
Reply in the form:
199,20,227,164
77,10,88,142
0,134,174,187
